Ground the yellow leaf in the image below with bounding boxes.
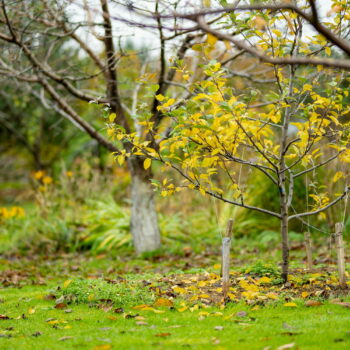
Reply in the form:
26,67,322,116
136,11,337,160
199,294,210,299
283,302,297,307
325,46,331,56
206,33,217,46
28,307,36,314
266,292,278,300
302,84,313,92
257,276,271,285
47,320,59,325
117,155,125,166
133,304,151,310
199,311,209,317
94,345,112,350
272,29,282,37
202,0,211,7
190,304,199,312
152,309,166,314
192,43,203,52
332,171,343,183
42,176,53,185
143,158,151,170
156,94,165,101
109,113,116,123
177,306,188,312
173,286,186,294
154,298,173,307
227,293,236,300
63,279,72,289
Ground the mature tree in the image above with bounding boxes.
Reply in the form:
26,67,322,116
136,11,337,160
111,0,350,280
0,0,262,253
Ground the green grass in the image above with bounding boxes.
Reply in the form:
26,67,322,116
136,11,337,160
1,281,350,350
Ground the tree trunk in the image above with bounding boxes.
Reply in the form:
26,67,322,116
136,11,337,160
280,203,289,283
128,157,161,254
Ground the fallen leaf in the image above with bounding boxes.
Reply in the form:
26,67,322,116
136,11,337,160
94,344,112,350
113,308,124,314
283,302,297,308
331,301,350,308
136,321,148,326
0,315,9,320
47,320,59,325
154,298,173,307
266,292,278,300
132,304,150,310
236,311,247,318
214,326,224,331
135,316,146,321
107,316,117,321
155,333,171,337
63,280,72,288
177,306,188,312
125,314,139,319
55,296,65,304
55,303,67,309
152,309,166,314
28,307,36,314
32,331,42,337
305,300,322,307
59,336,73,341
281,331,301,336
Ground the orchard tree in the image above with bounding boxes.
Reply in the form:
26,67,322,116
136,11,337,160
111,0,350,280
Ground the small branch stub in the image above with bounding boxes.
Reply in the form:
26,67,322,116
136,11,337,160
334,222,346,286
222,218,234,299
304,231,313,271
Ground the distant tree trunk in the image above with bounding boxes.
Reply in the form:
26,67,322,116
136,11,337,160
128,157,161,254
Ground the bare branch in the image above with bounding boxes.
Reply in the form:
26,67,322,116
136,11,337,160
289,187,350,220
293,150,344,178
195,16,350,70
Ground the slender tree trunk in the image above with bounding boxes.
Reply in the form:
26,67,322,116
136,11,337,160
128,157,161,254
280,201,289,283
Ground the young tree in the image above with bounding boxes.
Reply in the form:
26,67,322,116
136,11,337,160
111,0,350,280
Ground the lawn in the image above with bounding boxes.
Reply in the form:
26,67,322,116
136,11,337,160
1,254,350,350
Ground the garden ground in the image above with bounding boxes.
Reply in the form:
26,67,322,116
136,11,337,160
1,252,350,350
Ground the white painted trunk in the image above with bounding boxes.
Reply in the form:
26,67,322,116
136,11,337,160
130,173,161,254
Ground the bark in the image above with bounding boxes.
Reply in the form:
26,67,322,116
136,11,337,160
280,203,289,283
128,157,161,254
